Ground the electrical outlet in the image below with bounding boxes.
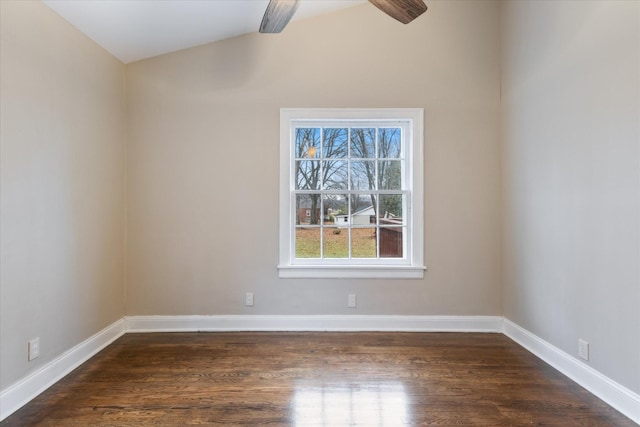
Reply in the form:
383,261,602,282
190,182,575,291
245,292,254,306
578,339,589,361
28,337,40,361
348,294,357,308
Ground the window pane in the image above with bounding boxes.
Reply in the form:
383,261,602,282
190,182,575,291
323,128,348,158
352,227,377,258
296,227,321,258
295,128,320,159
378,160,401,190
350,128,376,158
378,128,402,158
322,160,347,190
296,161,320,190
323,227,348,258
350,161,376,191
379,227,404,258
296,194,321,225
323,194,347,225
350,194,376,223
379,194,404,225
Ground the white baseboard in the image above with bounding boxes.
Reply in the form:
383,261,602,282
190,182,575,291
125,314,504,333
0,319,127,422
503,318,640,425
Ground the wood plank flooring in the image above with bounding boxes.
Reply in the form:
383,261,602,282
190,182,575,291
1,332,635,426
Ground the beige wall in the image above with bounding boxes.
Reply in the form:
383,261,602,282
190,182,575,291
501,1,640,393
125,1,502,316
0,1,126,389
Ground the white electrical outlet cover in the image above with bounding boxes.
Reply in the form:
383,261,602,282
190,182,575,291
28,338,40,361
348,294,357,308
578,339,589,361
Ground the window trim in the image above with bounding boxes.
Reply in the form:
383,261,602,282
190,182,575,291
278,108,426,279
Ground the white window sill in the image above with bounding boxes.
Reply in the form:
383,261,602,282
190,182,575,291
277,265,427,279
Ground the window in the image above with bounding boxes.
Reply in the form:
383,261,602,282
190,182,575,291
278,109,425,279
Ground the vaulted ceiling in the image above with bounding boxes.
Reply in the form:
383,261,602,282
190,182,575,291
42,0,366,64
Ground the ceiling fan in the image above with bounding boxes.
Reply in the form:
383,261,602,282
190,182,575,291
259,0,427,33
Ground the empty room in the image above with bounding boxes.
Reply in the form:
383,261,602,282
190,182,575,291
1,0,638,425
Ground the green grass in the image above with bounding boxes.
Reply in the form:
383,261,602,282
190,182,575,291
295,227,376,258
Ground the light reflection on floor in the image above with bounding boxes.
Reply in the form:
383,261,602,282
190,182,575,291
293,382,409,426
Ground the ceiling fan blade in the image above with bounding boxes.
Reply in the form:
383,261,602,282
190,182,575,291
368,0,427,24
259,0,300,33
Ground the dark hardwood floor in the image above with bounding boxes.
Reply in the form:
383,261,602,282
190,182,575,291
1,332,635,426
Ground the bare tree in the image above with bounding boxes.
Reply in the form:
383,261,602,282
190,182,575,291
349,128,401,217
296,127,402,223
295,128,347,224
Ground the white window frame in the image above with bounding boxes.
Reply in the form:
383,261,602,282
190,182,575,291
278,108,425,279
